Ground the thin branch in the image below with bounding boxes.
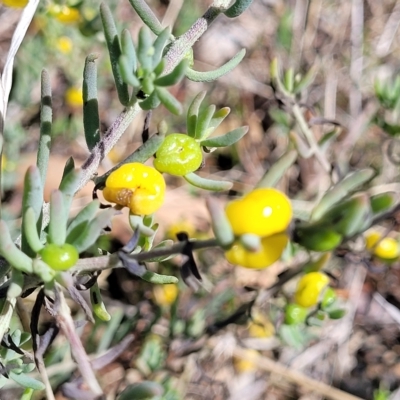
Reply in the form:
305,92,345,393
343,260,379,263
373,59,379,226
71,238,219,274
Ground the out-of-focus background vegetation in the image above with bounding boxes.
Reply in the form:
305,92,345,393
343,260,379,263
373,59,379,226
2,0,400,399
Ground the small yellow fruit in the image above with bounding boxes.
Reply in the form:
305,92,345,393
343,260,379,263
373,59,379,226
295,272,330,308
365,231,400,261
103,163,166,215
2,0,28,8
153,284,179,306
65,87,83,107
225,188,292,237
225,232,288,269
56,36,73,54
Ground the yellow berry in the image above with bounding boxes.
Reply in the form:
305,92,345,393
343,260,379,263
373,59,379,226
233,349,260,373
153,284,179,306
49,5,81,24
103,163,166,215
294,272,330,308
166,220,196,240
225,188,292,237
225,232,288,269
56,36,73,54
2,0,28,7
65,87,83,107
365,231,400,261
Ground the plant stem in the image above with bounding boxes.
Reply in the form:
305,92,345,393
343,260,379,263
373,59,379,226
292,103,331,172
72,238,219,273
55,286,103,397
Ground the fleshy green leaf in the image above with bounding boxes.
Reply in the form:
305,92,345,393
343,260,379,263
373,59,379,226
201,126,248,147
0,222,33,274
119,55,140,87
120,29,137,72
224,0,254,18
152,27,171,68
70,208,116,253
156,87,182,115
9,371,45,391
187,91,206,138
195,104,216,140
127,0,163,35
256,150,297,188
154,59,188,86
117,381,164,400
100,3,129,106
36,69,52,185
58,168,82,217
23,207,44,253
186,49,246,82
7,269,24,299
21,166,43,257
48,190,67,246
83,54,101,151
67,200,100,242
206,197,234,249
311,168,375,221
184,172,233,191
139,91,161,110
137,26,153,70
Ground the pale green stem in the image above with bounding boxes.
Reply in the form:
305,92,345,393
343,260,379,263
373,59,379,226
292,103,331,172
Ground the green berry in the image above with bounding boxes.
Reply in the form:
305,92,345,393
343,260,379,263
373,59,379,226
40,243,79,271
154,133,203,176
284,303,308,325
321,287,336,310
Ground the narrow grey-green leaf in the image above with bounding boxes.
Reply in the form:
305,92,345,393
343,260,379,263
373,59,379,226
21,166,43,257
187,91,206,137
200,126,248,147
311,168,375,221
100,3,129,106
127,0,163,35
117,381,164,400
0,221,33,274
207,107,230,134
48,190,67,246
206,197,234,249
137,26,153,70
139,91,160,110
156,87,182,115
121,29,137,72
36,69,52,185
195,104,216,140
7,269,24,299
224,0,254,18
67,200,100,237
119,55,140,87
9,371,45,391
71,208,116,253
83,54,101,151
256,150,297,188
61,157,75,182
23,207,44,253
152,27,171,67
184,172,233,191
186,49,246,82
59,168,82,218
154,59,188,86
